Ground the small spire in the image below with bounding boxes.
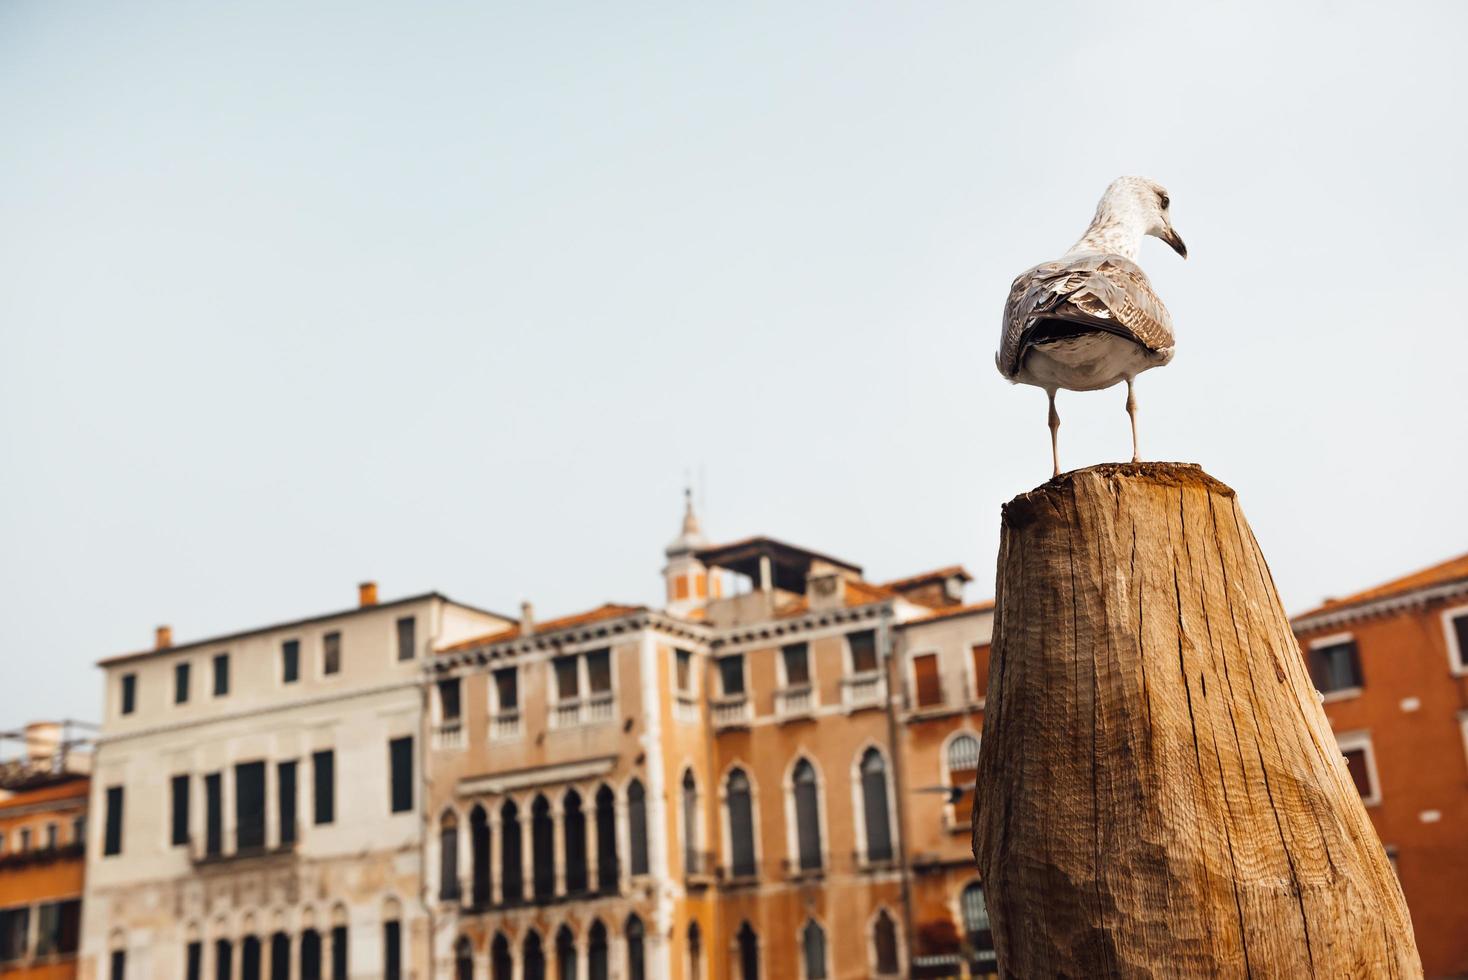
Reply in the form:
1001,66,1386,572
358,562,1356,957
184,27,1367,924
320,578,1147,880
666,485,708,556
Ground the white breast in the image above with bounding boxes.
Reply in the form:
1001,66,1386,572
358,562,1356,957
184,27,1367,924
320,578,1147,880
1014,332,1173,393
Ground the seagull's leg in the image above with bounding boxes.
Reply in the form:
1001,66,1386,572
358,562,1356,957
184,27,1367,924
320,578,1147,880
1047,388,1061,478
1126,378,1140,463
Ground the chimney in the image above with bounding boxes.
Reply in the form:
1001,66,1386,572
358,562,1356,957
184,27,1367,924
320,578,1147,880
358,581,378,607
520,601,535,636
155,625,173,650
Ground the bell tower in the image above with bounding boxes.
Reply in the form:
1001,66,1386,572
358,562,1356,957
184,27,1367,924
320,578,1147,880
663,488,714,617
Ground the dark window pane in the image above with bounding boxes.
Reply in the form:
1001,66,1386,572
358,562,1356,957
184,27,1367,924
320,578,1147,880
278,761,298,845
175,662,190,704
595,786,618,891
1308,640,1363,693
313,750,335,825
57,899,81,955
110,949,126,980
718,655,745,696
389,737,413,813
205,773,222,856
235,761,266,851
1453,614,1468,670
682,770,698,872
491,935,512,980
470,806,492,905
962,884,995,968
553,656,579,701
626,916,645,980
323,633,341,676
455,937,474,980
104,785,124,856
874,911,899,974
588,922,608,980
782,644,810,686
556,927,577,980
0,907,30,963
627,780,648,875
215,938,232,980
282,640,300,684
585,649,611,694
300,931,321,980
396,616,416,661
213,653,230,696
171,774,190,846
727,770,756,878
121,673,137,715
861,749,893,861
848,631,878,673
675,649,692,691
438,679,462,722
494,668,518,710
383,922,401,980
737,923,759,980
188,941,203,980
242,936,261,980
793,760,822,870
440,816,460,901
501,801,523,902
331,925,347,980
563,792,587,894
524,931,545,980
532,796,555,899
269,935,288,980
802,920,827,980
1344,748,1374,798
35,902,62,955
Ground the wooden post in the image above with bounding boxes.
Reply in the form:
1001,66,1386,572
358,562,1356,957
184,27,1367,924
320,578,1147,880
972,463,1420,978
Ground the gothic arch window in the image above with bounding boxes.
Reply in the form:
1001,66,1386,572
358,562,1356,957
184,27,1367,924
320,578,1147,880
736,921,759,980
594,786,618,892
859,747,894,862
681,769,699,871
946,733,980,820
439,810,460,902
455,936,474,980
241,935,261,980
470,804,491,906
801,919,828,980
491,932,513,980
790,758,823,871
960,882,996,972
500,800,523,903
725,768,757,878
555,924,577,980
299,930,321,980
588,920,609,980
688,921,703,980
872,909,900,976
627,779,649,875
532,795,556,899
524,930,546,980
625,914,646,980
563,789,588,894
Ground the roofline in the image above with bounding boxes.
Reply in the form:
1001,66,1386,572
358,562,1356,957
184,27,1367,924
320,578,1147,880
694,536,863,576
97,592,515,668
1291,578,1468,634
898,600,996,628
432,608,712,671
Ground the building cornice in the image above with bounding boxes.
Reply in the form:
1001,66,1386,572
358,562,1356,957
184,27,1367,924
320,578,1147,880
710,601,891,649
1291,579,1468,635
430,611,712,673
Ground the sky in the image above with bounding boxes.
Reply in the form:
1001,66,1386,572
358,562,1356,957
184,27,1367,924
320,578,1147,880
2,1,1466,727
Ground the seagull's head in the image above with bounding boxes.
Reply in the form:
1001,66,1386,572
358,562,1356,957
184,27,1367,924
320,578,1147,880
1102,176,1187,259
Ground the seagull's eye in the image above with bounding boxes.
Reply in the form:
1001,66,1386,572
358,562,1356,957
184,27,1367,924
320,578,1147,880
1159,194,1170,209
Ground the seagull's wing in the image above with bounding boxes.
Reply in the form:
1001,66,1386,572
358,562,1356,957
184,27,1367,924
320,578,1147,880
997,253,1174,379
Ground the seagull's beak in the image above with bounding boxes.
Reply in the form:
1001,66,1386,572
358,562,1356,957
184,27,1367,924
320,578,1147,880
1161,226,1188,259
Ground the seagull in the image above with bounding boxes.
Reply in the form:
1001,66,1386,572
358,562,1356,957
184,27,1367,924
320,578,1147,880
997,176,1186,477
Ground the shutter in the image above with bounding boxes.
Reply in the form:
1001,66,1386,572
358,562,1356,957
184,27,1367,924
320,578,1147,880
277,762,298,845
171,774,190,846
382,922,401,980
913,654,942,707
728,774,756,877
628,781,649,875
794,763,822,870
861,752,893,861
235,762,266,851
103,786,124,856
389,737,413,813
971,644,992,700
204,774,222,856
501,802,523,901
313,751,334,825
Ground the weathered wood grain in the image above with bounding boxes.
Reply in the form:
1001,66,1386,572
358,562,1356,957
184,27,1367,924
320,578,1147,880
972,463,1420,978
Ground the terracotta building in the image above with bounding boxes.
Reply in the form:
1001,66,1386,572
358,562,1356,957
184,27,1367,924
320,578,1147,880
425,496,998,979
0,722,92,979
1291,551,1468,979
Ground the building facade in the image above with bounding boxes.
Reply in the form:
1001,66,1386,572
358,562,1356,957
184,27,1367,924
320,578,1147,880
79,586,512,980
424,499,999,980
0,723,92,979
1291,552,1468,980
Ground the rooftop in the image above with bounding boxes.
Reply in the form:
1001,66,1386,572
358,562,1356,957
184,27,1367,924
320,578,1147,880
695,536,862,593
1293,550,1468,623
438,603,646,654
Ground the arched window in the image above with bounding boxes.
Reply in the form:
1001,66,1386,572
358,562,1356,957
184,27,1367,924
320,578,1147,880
947,734,980,818
588,920,609,980
859,748,893,862
681,770,699,872
241,936,261,980
791,759,823,871
688,921,703,980
726,769,756,878
961,882,995,971
491,932,512,980
524,930,546,980
532,795,555,899
470,804,491,906
625,914,645,980
627,780,649,876
500,800,523,903
736,921,759,980
801,920,827,980
555,925,577,980
270,933,290,980
873,909,899,976
455,936,474,980
439,811,460,901
594,786,618,892
215,938,232,980
300,930,321,980
564,790,587,894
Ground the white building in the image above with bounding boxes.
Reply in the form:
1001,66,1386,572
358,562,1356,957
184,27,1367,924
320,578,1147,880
79,583,512,980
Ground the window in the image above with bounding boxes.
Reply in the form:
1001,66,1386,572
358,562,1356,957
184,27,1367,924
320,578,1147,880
791,759,823,871
961,883,996,970
236,761,266,851
848,630,878,673
121,673,137,715
300,930,321,980
171,774,190,846
524,931,545,980
718,655,746,696
104,785,124,856
947,733,981,823
34,901,83,957
438,679,462,723
313,750,335,824
554,656,580,701
331,924,347,979
396,616,416,661
470,804,492,905
737,922,759,980
0,907,29,962
278,761,298,845
493,667,518,712
269,936,287,980
971,643,991,701
18,828,31,851
72,815,85,845
492,933,513,980
586,649,611,696
1308,636,1362,694
389,736,413,813
782,643,810,687
1444,608,1468,674
727,768,757,878
588,921,609,980
175,662,190,704
204,773,222,856
675,649,694,692
873,909,900,975
242,936,262,980
455,937,473,980
681,770,699,872
912,653,942,708
1338,732,1381,805
383,920,401,980
110,949,126,980
860,748,893,862
626,915,645,980
563,791,587,894
212,653,230,696
282,640,300,684
595,785,618,891
801,920,827,980
555,926,576,980
322,632,341,675
688,922,703,980
215,938,232,980
190,940,205,980
532,795,555,899
44,823,57,849
500,800,523,902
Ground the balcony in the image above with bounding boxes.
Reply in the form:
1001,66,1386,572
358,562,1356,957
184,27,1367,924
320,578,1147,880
684,849,716,888
711,694,752,729
489,711,522,741
673,694,700,724
433,720,465,750
190,829,298,867
550,693,616,730
774,685,815,720
842,671,886,711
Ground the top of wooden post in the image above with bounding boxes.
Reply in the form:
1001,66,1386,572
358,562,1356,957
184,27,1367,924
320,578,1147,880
1002,461,1235,530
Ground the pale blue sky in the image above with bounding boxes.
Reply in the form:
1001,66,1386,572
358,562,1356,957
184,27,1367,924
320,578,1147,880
3,1,1465,726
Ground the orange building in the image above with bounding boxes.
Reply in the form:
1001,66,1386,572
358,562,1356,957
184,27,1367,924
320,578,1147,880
0,723,91,979
1291,552,1468,980
424,495,998,979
